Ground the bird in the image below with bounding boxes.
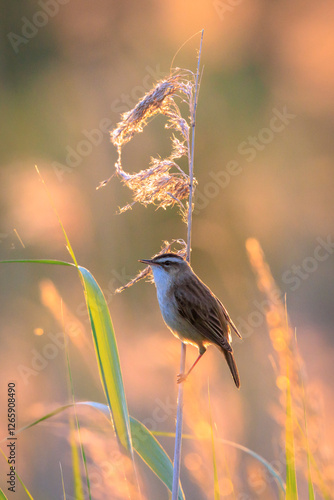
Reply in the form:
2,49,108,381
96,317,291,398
139,252,241,387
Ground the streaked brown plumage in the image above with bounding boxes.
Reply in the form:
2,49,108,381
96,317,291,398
139,253,241,387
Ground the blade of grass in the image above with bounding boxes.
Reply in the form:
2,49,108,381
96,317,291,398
130,417,185,500
63,310,91,500
293,332,315,500
307,464,315,499
0,487,8,500
78,266,132,452
295,419,330,500
0,259,73,266
34,166,78,267
285,369,298,499
69,418,85,500
284,299,298,500
0,448,34,499
59,462,66,500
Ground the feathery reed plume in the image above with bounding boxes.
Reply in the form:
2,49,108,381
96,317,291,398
114,158,193,217
245,238,297,376
246,237,332,497
97,72,196,218
111,74,192,147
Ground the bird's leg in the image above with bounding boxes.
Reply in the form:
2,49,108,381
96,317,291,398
177,347,206,383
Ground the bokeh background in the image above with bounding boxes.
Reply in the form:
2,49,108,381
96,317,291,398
1,1,334,499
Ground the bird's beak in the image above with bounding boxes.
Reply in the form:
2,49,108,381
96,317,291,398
139,259,153,265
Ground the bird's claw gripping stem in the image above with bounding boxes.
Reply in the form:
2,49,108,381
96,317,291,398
177,373,187,384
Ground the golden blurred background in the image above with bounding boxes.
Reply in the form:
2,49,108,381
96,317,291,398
1,1,334,498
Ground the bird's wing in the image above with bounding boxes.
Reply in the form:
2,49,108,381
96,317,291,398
174,280,232,352
216,298,242,339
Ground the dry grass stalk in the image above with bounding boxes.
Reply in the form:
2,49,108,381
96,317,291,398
246,237,332,496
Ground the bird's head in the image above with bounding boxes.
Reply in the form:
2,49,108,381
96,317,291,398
139,252,190,282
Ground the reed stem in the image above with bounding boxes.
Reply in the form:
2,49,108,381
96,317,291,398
172,29,204,500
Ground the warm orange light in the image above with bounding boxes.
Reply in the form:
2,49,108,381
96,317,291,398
33,327,44,336
276,375,289,390
272,337,286,352
266,310,281,327
193,421,211,439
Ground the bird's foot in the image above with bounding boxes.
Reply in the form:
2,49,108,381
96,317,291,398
177,373,187,384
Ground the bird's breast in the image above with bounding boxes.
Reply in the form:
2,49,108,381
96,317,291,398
156,288,176,327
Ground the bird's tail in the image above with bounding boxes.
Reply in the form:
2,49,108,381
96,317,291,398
222,349,240,388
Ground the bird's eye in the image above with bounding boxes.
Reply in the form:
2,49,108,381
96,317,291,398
164,261,171,266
